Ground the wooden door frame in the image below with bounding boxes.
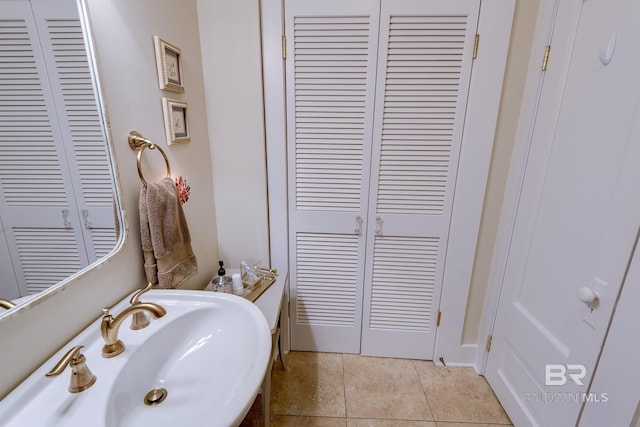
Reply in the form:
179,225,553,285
261,0,515,363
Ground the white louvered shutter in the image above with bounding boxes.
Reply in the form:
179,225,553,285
360,0,480,359
31,0,117,261
285,0,380,352
285,0,479,357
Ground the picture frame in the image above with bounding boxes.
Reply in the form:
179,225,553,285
154,36,184,93
162,98,190,145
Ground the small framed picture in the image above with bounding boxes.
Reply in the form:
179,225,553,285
154,36,184,93
162,98,190,145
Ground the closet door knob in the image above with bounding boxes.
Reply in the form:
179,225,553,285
578,287,599,304
375,216,383,235
61,209,72,229
354,216,363,235
599,32,616,66
82,209,92,230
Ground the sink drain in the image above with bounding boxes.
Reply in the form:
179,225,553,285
143,387,168,406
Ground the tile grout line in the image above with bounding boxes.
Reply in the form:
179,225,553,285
413,359,437,422
341,352,348,422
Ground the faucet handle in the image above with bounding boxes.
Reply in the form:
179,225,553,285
130,282,154,305
0,298,16,310
46,345,96,393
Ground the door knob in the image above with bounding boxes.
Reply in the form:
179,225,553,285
354,216,362,235
578,287,599,304
375,216,383,235
61,209,72,229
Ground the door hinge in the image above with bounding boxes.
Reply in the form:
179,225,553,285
472,34,480,59
542,45,551,71
282,35,287,60
486,335,493,352
436,310,442,327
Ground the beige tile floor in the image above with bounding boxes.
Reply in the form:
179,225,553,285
268,352,512,427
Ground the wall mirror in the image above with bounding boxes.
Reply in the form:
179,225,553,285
0,0,122,316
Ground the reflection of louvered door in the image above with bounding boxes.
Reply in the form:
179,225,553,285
0,0,115,295
286,0,479,357
31,0,117,261
0,0,87,294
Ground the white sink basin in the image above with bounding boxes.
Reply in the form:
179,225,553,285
0,290,271,427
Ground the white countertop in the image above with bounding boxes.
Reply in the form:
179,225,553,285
253,272,287,333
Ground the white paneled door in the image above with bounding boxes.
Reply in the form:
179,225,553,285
286,0,480,358
485,0,640,425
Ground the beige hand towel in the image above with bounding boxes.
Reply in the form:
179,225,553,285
139,177,197,288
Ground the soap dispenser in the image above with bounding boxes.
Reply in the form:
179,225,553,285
212,260,232,293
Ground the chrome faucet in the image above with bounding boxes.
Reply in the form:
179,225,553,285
129,282,154,330
0,298,16,310
101,302,166,358
46,345,96,393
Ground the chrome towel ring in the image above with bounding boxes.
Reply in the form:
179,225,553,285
128,130,171,187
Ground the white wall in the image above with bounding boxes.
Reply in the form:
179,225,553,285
0,0,217,398
197,0,270,271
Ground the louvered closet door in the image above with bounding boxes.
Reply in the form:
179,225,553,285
31,0,117,260
0,0,88,295
360,0,480,359
285,0,380,352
